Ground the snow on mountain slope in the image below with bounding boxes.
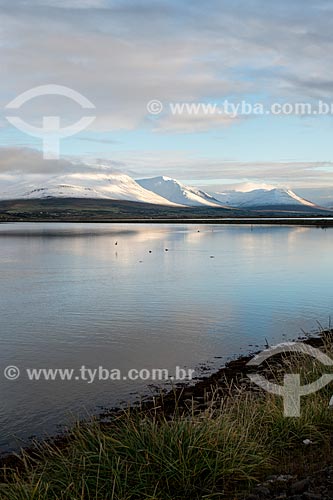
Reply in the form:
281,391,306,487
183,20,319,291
0,173,181,206
0,172,320,210
213,188,318,208
137,176,224,207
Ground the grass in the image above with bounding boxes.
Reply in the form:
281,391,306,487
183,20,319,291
2,337,333,499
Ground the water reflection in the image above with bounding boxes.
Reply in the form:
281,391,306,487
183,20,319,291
0,223,332,451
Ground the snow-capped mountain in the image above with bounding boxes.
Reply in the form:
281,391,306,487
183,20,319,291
137,176,224,207
213,188,319,208
0,173,181,206
0,171,322,211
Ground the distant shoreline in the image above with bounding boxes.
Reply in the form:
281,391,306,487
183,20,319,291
0,198,332,225
1,218,333,226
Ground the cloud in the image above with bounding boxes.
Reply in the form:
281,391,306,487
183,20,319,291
1,0,333,136
76,136,120,144
120,152,333,189
17,0,107,8
151,111,238,133
216,182,278,193
0,146,119,175
0,0,332,198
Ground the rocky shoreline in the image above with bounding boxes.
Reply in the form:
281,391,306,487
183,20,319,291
1,330,333,499
100,330,333,499
245,467,333,500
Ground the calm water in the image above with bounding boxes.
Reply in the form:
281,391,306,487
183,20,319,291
0,222,333,452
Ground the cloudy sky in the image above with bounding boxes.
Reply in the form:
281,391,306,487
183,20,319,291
1,0,333,202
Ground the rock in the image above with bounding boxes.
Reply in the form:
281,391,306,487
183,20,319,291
254,485,270,496
303,493,323,499
291,478,310,494
266,474,294,482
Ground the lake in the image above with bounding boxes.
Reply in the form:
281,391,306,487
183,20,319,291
0,222,332,452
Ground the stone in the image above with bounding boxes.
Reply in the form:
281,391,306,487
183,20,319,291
291,478,310,494
254,485,270,496
303,493,323,500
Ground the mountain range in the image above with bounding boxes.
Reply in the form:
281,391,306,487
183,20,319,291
0,172,326,211
0,173,178,206
213,188,318,209
137,176,223,207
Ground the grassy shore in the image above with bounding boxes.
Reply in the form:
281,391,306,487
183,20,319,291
1,334,333,499
0,198,332,224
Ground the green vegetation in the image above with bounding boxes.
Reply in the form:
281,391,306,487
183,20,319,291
0,198,328,223
0,198,237,222
1,338,333,499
